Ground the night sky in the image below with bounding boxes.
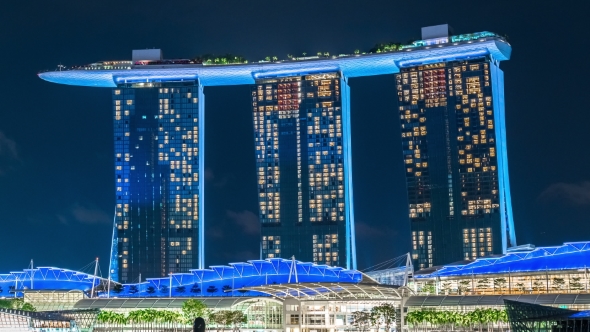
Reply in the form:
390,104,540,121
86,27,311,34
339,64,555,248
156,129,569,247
1,0,589,276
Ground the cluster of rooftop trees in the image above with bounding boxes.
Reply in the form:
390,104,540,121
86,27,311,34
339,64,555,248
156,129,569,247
405,308,508,332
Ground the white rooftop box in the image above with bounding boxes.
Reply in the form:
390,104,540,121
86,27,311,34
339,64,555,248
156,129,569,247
421,24,453,40
132,49,163,62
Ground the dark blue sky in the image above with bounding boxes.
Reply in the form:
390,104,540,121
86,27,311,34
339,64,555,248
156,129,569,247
1,0,589,275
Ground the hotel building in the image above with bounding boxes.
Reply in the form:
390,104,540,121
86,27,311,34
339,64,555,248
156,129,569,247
396,25,516,269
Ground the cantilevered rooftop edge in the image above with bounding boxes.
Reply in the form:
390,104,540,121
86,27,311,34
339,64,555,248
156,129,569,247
38,37,511,88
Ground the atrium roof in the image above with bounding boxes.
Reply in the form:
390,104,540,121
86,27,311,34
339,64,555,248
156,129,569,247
414,242,590,279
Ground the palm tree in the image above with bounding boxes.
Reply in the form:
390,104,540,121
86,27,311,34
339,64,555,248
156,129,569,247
112,283,123,294
493,278,507,294
190,284,201,294
176,285,186,294
146,286,156,295
128,285,139,295
206,285,218,294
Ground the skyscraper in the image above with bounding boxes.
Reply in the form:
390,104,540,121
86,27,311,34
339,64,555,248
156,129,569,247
110,53,205,282
252,72,356,269
396,25,516,269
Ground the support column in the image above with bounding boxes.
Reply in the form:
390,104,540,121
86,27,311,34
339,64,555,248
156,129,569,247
490,62,517,252
340,74,357,270
198,84,206,269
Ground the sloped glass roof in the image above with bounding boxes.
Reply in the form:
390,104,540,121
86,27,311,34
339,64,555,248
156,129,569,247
0,259,362,299
415,242,590,279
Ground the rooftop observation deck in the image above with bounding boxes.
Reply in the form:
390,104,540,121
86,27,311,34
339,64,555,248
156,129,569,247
38,31,511,88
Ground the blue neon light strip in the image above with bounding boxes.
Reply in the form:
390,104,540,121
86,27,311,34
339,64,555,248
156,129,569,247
113,74,198,84
252,66,339,79
340,75,357,270
397,49,489,68
198,84,205,269
490,62,517,252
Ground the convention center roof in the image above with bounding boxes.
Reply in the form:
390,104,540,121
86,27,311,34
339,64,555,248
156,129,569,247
414,242,590,279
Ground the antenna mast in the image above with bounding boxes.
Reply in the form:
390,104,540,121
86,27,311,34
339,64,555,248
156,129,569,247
90,258,99,298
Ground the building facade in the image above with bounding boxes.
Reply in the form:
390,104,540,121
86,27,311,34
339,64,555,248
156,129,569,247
396,27,516,269
111,81,205,283
251,73,356,268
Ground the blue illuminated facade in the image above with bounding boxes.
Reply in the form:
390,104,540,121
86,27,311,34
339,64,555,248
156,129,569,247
38,28,513,274
396,42,515,269
252,73,356,268
111,82,203,283
0,267,103,297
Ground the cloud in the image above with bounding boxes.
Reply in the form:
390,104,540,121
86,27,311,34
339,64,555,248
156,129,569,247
0,131,20,175
205,168,215,181
58,203,111,224
226,210,259,235
204,167,231,188
355,221,398,239
539,181,590,206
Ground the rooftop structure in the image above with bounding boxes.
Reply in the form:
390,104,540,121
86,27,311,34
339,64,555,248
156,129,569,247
0,259,363,299
38,31,510,87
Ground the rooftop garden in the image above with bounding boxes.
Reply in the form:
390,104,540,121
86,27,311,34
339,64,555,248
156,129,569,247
51,31,504,72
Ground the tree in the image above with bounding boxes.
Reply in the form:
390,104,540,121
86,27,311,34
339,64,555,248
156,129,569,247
570,276,584,291
146,286,156,295
553,277,566,291
476,278,490,294
372,304,396,332
182,299,210,324
441,282,452,295
97,310,128,326
458,280,471,295
493,278,507,294
21,303,36,312
222,285,232,293
190,284,201,294
228,310,247,332
532,278,544,292
211,310,235,332
160,285,169,294
112,283,124,294
421,282,435,294
128,285,139,294
176,286,186,294
0,286,3,293
351,311,372,332
206,285,218,294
